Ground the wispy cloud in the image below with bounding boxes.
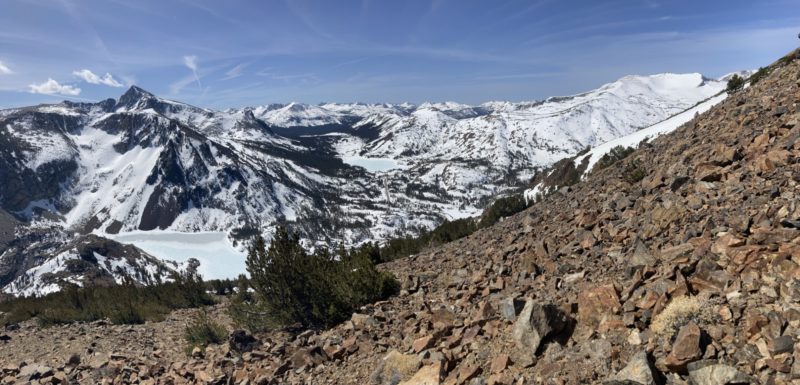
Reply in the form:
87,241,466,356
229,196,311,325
170,74,197,94
29,78,81,95
72,69,123,87
0,60,12,75
475,72,561,81
183,55,202,87
222,63,247,80
256,70,321,85
644,0,661,9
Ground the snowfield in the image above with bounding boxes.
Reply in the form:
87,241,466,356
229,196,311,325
575,93,728,174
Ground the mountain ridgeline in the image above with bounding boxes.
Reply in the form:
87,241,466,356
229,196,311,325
0,72,729,295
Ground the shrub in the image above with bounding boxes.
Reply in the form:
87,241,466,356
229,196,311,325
748,67,769,86
184,310,227,354
651,296,704,340
726,74,745,94
377,193,532,262
0,272,213,327
622,159,647,184
232,227,399,330
478,194,530,228
594,145,635,171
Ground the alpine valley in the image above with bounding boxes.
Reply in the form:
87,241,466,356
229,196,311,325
0,72,733,295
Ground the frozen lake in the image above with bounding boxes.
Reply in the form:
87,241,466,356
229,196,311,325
341,156,398,172
107,231,246,279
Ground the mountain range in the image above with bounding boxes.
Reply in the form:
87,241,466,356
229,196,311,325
0,72,732,295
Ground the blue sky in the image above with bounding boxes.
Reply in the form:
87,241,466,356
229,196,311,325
0,0,798,109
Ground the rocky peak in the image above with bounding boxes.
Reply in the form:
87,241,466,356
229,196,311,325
115,85,157,110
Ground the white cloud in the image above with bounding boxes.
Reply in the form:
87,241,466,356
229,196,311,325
222,63,247,80
29,78,81,96
72,69,124,87
169,74,196,94
183,55,198,71
183,55,201,87
0,60,12,75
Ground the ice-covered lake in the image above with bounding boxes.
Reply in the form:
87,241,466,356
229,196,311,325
107,231,246,279
341,156,398,172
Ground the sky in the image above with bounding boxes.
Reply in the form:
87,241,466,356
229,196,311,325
0,0,798,109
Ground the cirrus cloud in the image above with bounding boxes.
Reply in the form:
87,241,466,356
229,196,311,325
72,69,124,87
29,78,81,96
183,55,201,87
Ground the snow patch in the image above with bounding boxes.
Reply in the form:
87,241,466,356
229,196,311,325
106,231,246,279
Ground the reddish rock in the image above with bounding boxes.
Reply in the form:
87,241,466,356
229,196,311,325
412,335,435,353
490,354,510,374
399,361,443,385
665,322,703,373
577,284,621,328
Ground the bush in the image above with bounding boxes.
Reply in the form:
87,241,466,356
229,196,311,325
184,310,227,354
651,296,705,340
478,194,530,228
376,193,531,262
748,67,769,86
622,159,647,184
594,145,635,171
0,272,213,327
726,74,745,94
231,227,399,330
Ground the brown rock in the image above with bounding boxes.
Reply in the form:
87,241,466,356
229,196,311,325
399,361,443,385
490,354,510,374
373,350,423,385
665,322,703,373
412,335,435,353
456,364,481,384
351,313,377,329
695,163,723,182
577,284,621,328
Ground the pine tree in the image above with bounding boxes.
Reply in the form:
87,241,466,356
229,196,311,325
726,74,745,94
234,226,398,330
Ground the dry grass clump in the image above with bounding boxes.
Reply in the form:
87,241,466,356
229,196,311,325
650,296,703,339
370,349,422,384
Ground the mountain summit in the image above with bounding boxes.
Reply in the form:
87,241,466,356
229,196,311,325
115,85,156,110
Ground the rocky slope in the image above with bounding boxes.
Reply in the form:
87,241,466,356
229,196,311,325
2,52,798,384
0,73,728,294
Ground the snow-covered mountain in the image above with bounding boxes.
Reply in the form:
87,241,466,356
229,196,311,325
0,72,728,295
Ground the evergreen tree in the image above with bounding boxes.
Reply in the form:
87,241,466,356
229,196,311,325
726,74,745,94
233,227,398,330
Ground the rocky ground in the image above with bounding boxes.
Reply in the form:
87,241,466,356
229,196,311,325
2,51,800,384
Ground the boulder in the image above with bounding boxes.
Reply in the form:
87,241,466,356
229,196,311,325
399,361,443,385
664,322,703,373
412,335,434,353
606,351,657,385
767,335,794,355
371,350,422,385
577,284,621,328
229,329,259,353
498,297,525,322
490,354,510,374
512,300,567,357
686,360,750,385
